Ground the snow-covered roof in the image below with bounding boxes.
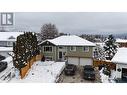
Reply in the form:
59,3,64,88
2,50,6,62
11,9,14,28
95,42,105,48
0,47,13,51
112,48,127,64
42,35,96,46
116,38,127,43
0,32,24,41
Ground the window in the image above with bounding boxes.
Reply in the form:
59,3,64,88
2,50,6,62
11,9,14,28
44,46,52,52
59,46,63,49
83,46,89,52
7,41,13,46
45,56,53,61
70,46,76,51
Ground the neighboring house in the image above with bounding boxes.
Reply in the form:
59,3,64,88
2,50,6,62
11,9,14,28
40,35,96,66
112,48,127,79
0,47,13,57
116,38,127,47
0,32,24,57
0,32,24,47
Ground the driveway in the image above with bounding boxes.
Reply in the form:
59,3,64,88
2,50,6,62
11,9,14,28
57,66,101,83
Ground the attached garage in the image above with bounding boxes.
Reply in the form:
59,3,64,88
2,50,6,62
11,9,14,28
68,57,79,65
67,57,93,66
80,58,93,66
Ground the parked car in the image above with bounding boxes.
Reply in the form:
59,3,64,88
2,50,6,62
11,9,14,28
64,64,77,76
0,55,5,61
83,65,95,80
0,61,7,73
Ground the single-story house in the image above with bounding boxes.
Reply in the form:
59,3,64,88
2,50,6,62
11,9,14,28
112,48,127,79
39,35,96,66
116,38,127,47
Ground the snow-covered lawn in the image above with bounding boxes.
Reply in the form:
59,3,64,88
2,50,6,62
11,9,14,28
10,61,65,83
99,68,116,83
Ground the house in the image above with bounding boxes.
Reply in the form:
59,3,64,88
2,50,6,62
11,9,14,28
0,32,24,57
0,32,24,47
40,35,96,66
112,48,127,79
116,38,127,47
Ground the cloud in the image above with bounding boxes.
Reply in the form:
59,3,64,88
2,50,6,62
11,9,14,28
12,12,127,35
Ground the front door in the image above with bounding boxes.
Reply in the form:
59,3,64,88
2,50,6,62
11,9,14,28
59,51,63,59
58,47,67,61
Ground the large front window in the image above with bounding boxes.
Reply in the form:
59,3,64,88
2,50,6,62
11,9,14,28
44,46,52,52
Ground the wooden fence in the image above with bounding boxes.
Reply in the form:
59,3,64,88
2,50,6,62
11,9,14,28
93,59,116,70
20,54,43,79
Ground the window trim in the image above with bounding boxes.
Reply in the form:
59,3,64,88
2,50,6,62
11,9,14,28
70,46,76,51
83,46,89,52
43,46,53,53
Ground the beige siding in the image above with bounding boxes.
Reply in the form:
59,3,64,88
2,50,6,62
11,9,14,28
66,46,93,58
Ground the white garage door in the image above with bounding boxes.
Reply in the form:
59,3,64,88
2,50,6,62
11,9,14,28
68,57,79,65
80,58,93,66
68,57,93,66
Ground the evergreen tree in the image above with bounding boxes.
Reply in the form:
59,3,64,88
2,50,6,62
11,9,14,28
94,45,106,60
13,32,40,75
103,35,117,60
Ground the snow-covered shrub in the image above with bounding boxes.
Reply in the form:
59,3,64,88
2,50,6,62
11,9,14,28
103,67,111,77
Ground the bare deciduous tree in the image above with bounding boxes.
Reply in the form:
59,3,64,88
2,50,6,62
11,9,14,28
40,23,58,40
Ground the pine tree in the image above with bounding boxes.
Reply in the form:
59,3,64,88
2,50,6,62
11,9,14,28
103,35,117,60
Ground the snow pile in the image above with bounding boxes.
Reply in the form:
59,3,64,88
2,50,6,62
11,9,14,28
100,68,116,83
10,61,65,83
109,70,116,83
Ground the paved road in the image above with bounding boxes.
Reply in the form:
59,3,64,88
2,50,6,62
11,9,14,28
58,66,101,83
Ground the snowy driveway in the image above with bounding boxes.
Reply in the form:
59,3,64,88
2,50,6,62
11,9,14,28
58,66,101,83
